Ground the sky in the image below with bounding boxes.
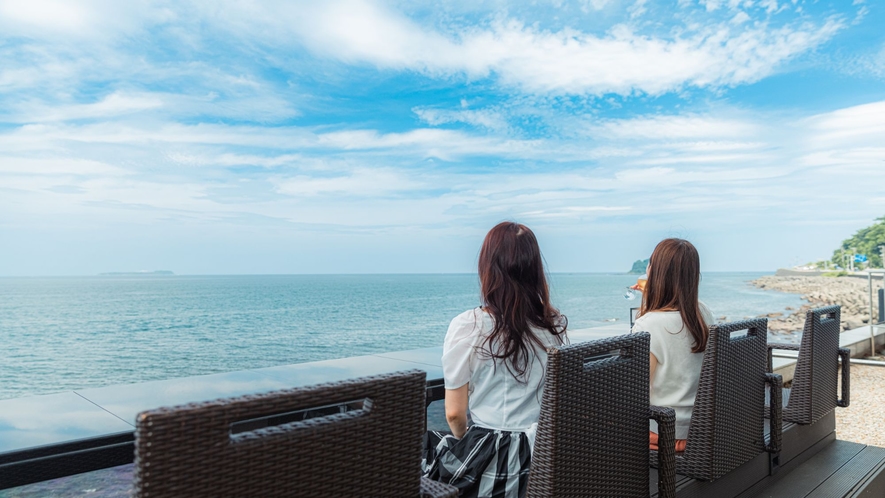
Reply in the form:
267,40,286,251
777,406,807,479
1,0,884,275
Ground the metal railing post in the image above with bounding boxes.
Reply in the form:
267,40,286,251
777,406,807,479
879,289,885,323
868,270,885,356
871,273,875,354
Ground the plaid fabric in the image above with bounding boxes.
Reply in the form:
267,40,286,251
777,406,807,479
422,426,531,498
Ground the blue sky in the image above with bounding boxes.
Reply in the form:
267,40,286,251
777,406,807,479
1,0,884,275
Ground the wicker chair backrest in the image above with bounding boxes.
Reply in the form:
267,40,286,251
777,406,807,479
526,332,651,497
682,319,768,481
787,306,841,424
134,370,427,498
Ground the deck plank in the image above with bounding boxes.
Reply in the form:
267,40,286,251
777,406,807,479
807,446,885,498
747,440,865,497
850,455,885,497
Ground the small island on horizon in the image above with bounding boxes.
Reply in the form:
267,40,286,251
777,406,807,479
629,259,649,274
99,270,175,276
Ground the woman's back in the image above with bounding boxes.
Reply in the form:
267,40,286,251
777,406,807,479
632,304,713,439
443,308,564,446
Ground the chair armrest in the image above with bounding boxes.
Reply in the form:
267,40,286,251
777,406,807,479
420,476,458,498
764,373,783,454
649,405,676,498
767,343,800,372
837,348,851,408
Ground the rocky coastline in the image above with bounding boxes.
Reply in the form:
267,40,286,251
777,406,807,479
751,275,881,334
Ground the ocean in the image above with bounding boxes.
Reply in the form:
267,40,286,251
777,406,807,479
0,273,803,400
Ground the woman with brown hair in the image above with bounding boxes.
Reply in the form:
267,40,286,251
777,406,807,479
631,238,713,452
423,222,567,498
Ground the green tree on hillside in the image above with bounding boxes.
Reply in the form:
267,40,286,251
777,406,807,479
831,216,885,268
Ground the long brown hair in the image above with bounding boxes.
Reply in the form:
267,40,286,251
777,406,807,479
639,238,708,353
478,222,567,380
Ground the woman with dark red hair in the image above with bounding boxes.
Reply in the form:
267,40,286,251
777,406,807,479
632,238,713,453
423,221,568,498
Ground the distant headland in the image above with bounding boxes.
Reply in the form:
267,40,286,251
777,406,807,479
99,271,175,276
629,259,649,274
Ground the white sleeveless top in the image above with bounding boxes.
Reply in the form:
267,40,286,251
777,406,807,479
631,303,713,439
441,308,565,448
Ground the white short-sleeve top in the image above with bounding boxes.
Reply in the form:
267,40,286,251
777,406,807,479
631,303,714,439
442,308,565,446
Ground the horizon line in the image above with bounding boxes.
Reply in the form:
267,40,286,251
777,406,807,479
0,270,781,278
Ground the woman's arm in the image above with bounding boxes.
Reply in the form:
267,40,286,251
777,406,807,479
649,353,659,392
445,384,469,439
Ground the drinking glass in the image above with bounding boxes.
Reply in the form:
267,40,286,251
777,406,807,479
623,274,647,300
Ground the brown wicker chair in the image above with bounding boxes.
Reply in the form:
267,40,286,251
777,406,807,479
133,369,457,498
650,319,783,482
767,305,850,425
526,332,677,498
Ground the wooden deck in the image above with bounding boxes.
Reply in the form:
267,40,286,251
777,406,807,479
748,441,885,497
647,411,885,497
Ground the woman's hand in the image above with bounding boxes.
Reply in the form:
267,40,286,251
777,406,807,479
445,384,469,439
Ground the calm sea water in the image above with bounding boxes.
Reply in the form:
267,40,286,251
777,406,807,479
0,273,803,400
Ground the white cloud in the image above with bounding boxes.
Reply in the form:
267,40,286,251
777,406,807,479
166,152,306,168
0,48,88,93
451,19,836,94
581,0,614,11
274,168,425,197
0,0,169,39
312,128,539,160
520,205,631,219
799,148,885,169
0,0,93,33
587,113,758,139
202,0,844,96
0,67,41,90
413,107,507,130
13,92,163,122
805,100,885,141
701,0,721,12
0,157,129,176
628,0,648,18
760,0,780,14
730,11,750,24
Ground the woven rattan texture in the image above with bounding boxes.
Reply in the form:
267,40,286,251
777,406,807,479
419,476,458,498
648,405,676,498
678,319,770,481
134,370,431,498
526,332,668,497
772,306,847,425
764,373,783,453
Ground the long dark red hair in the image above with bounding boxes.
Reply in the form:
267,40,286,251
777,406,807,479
639,238,709,353
478,222,567,381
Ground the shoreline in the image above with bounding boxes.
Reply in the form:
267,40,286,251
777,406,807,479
751,275,880,334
